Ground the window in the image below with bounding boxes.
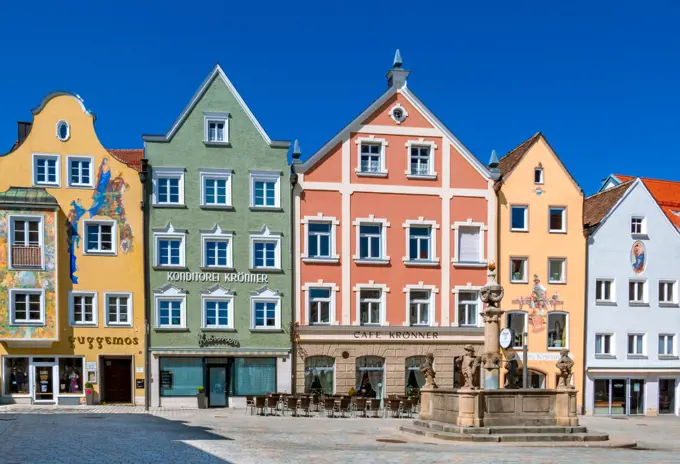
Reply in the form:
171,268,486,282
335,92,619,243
250,172,280,208
359,289,382,325
84,221,115,254
405,356,426,396
158,300,184,328
534,168,544,184
232,358,277,396
356,356,384,399
631,217,645,235
359,143,382,173
409,290,431,326
200,170,232,207
506,312,526,348
208,121,225,142
629,280,646,304
456,226,482,264
70,292,96,325
205,240,230,268
67,156,93,188
510,206,528,231
595,334,613,356
204,300,230,328
9,216,42,268
659,334,675,356
457,291,478,326
409,226,432,261
359,224,382,259
628,334,645,356
547,313,568,349
58,358,83,394
155,225,186,268
659,281,677,305
160,358,203,397
253,241,277,269
106,294,131,326
410,146,431,176
309,288,331,325
548,258,566,283
307,222,332,258
10,289,44,324
56,120,70,141
549,207,566,233
33,154,60,186
253,301,277,328
596,279,614,302
305,356,334,395
4,358,29,394
510,258,527,283
153,168,184,206
203,112,229,144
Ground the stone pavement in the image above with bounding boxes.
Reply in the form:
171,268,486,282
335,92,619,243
0,405,678,463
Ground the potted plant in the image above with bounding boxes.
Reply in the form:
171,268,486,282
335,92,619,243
85,382,95,405
513,272,522,281
348,387,357,398
197,386,208,409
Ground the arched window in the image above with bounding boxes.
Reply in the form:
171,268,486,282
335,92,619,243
56,120,70,141
528,369,546,389
505,311,527,349
355,356,384,399
304,356,334,395
405,356,425,396
547,312,569,349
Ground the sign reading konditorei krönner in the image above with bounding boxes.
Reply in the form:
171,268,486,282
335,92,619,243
167,271,268,284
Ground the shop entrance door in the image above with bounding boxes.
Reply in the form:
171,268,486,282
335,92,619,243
629,379,645,415
102,358,132,404
208,366,228,407
33,363,56,403
659,379,676,414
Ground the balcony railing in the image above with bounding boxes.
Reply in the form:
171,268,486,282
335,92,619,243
11,246,42,268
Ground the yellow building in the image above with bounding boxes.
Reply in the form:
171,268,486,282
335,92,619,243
492,133,586,410
0,92,145,405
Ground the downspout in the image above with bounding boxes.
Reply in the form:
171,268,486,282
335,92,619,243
581,225,591,415
139,158,151,410
290,141,301,394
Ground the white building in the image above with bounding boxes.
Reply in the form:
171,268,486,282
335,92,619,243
584,177,680,416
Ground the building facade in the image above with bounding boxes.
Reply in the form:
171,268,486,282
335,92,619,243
292,53,495,398
494,133,586,409
584,178,680,415
0,92,145,405
144,65,292,408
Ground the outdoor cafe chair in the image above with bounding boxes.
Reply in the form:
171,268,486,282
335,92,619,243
323,398,336,418
266,395,279,416
245,395,255,415
387,399,402,418
299,397,311,417
338,397,351,418
353,397,368,418
286,396,299,416
368,399,382,418
401,399,413,418
254,396,267,416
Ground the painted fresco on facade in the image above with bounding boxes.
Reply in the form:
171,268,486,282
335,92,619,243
67,157,134,283
631,240,646,275
0,209,57,338
511,275,563,332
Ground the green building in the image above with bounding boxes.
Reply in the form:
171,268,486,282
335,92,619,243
143,65,292,408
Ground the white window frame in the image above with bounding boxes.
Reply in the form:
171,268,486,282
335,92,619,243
403,218,440,266
66,155,94,188
659,334,676,357
404,284,438,327
83,220,117,255
659,280,678,306
510,257,528,283
405,139,438,179
355,135,388,176
510,205,528,232
8,214,45,271
9,288,46,325
199,169,233,208
548,258,567,284
249,170,281,209
250,225,282,270
630,216,646,236
627,333,646,357
152,167,185,206
452,220,487,267
353,282,389,326
548,206,567,233
595,278,616,304
154,224,187,268
453,285,481,328
32,153,61,187
302,214,340,263
104,292,133,327
154,285,187,329
595,333,614,357
201,286,235,330
203,112,230,144
200,225,233,269
505,311,528,349
546,311,569,350
302,282,338,326
353,216,390,264
629,279,648,305
250,288,282,330
69,291,98,327
534,167,544,184
56,120,70,141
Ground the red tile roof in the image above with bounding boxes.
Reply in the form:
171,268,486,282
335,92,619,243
614,174,680,228
498,132,542,177
108,149,144,172
584,180,634,229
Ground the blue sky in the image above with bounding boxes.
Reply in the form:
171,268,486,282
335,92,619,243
1,1,678,194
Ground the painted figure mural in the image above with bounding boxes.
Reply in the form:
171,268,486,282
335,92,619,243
67,157,134,283
511,274,563,332
631,240,646,275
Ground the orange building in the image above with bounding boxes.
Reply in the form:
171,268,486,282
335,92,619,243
292,52,496,398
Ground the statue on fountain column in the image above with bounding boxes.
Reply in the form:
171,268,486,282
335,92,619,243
504,351,520,388
480,262,504,309
461,345,481,389
556,349,574,389
420,353,438,389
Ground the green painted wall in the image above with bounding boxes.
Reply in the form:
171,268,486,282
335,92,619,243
146,73,291,350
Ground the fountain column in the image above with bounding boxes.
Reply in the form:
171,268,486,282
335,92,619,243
480,262,504,390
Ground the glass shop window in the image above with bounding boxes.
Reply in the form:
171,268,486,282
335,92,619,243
59,358,84,394
4,358,29,394
160,357,203,397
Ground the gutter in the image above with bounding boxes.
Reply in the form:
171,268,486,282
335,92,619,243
290,164,298,394
139,158,151,410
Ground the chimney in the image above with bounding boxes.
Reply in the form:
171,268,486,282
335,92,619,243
386,49,411,89
17,121,32,145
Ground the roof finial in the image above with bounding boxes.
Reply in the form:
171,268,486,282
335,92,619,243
393,49,403,69
292,139,301,160
488,150,501,180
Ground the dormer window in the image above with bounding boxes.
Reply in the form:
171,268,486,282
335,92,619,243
203,112,229,144
534,167,544,184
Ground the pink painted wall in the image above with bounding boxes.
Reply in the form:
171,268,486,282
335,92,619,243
450,145,487,189
361,94,433,128
304,142,342,183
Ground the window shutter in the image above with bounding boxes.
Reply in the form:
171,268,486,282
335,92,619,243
458,227,480,262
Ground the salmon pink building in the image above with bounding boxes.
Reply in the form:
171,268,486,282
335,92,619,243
292,52,496,398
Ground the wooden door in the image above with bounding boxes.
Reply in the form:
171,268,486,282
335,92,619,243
103,358,132,404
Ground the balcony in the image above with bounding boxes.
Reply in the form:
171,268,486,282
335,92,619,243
11,246,42,268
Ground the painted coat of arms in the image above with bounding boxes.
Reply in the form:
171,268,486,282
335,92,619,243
511,274,563,332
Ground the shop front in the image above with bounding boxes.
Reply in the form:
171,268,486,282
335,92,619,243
586,371,680,416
